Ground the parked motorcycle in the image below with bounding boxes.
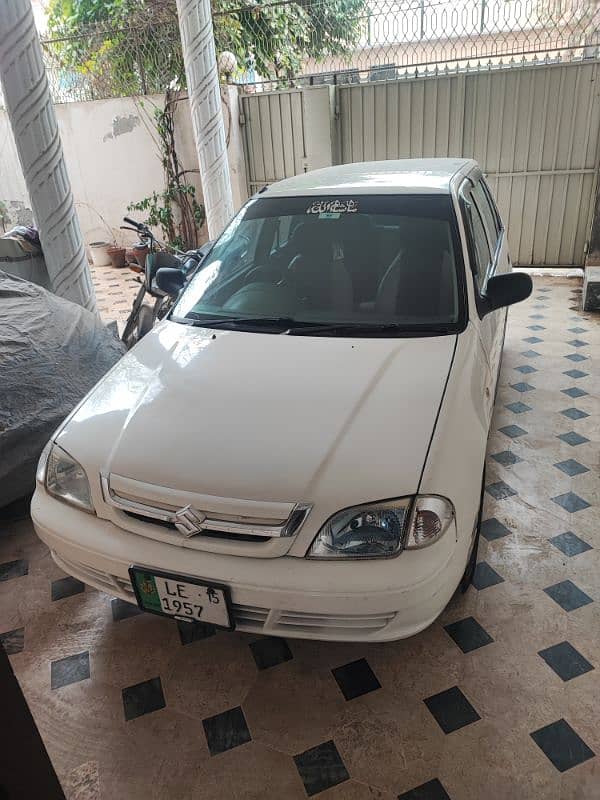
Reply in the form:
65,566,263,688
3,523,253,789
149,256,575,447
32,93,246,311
120,217,211,349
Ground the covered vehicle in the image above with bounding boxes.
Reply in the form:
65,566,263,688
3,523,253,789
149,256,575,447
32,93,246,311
0,226,50,289
0,271,124,507
32,159,531,641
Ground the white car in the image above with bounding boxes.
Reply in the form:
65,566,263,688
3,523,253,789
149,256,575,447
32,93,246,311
32,159,532,642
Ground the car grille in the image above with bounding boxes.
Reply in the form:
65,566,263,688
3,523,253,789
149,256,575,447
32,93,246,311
51,553,395,638
101,473,311,545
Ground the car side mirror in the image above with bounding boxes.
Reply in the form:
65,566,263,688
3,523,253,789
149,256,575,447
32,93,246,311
155,267,185,297
481,272,532,316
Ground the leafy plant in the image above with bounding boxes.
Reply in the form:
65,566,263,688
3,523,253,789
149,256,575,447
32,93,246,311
128,89,205,251
47,0,368,85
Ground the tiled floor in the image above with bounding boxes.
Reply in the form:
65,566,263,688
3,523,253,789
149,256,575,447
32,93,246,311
1,275,599,799
90,262,140,329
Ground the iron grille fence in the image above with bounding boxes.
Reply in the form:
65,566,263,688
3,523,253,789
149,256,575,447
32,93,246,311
40,15,183,103
35,0,600,102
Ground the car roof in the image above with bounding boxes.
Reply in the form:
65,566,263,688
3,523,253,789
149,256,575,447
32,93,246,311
261,159,477,197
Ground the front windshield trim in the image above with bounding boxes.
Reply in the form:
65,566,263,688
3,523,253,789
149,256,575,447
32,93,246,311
169,193,468,337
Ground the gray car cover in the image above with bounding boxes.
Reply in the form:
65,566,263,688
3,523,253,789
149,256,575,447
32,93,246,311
0,270,125,507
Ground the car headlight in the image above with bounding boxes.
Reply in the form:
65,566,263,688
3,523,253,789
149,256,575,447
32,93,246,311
42,443,94,514
307,495,454,559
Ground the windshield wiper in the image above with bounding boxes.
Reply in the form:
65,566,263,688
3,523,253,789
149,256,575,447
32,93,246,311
285,322,454,336
179,315,454,337
182,315,299,330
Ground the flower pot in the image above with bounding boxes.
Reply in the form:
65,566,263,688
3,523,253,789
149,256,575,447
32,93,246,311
107,246,127,268
133,244,149,268
89,241,112,267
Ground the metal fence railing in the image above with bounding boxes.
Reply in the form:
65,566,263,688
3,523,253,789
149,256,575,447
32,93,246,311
35,0,600,102
40,17,183,103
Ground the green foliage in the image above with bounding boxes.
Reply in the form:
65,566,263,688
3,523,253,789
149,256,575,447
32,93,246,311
128,95,206,251
128,185,204,251
47,0,368,84
215,0,367,77
47,0,183,98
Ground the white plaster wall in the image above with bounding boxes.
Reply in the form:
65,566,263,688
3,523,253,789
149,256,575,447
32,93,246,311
0,91,248,248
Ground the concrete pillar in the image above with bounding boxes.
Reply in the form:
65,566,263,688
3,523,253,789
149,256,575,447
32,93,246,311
0,0,96,311
176,0,234,239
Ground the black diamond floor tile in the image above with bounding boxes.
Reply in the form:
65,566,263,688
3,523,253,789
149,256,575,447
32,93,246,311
568,327,587,334
486,481,517,500
0,559,28,583
544,580,593,612
562,386,588,398
481,517,511,541
527,325,545,331
122,677,166,721
490,450,522,467
554,459,589,477
499,424,527,439
552,492,591,513
523,336,543,344
332,657,381,700
560,407,589,421
530,719,594,772
398,778,451,800
424,686,481,734
51,651,90,690
564,353,587,363
530,314,545,319
505,402,532,415
51,576,85,601
557,431,589,447
111,598,144,622
294,740,350,796
522,350,541,358
538,641,594,682
564,369,588,379
177,619,215,645
0,627,24,655
549,532,592,557
472,562,504,590
567,339,588,348
511,381,535,393
514,365,537,374
250,637,293,670
203,706,251,755
444,617,494,653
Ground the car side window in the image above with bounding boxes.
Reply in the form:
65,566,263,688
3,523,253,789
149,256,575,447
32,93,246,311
472,181,499,256
463,193,492,293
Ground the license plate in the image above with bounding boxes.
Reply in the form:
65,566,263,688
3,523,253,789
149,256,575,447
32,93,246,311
129,566,234,629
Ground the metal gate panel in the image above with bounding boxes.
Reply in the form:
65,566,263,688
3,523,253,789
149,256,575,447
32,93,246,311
339,61,600,267
241,89,306,194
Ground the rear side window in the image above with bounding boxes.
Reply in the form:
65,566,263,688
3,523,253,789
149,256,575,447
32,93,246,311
462,193,492,292
472,181,500,255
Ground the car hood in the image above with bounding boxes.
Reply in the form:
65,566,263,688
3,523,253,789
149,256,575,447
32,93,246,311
58,321,456,512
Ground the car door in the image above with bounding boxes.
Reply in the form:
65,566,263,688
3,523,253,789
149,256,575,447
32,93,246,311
472,179,511,393
460,177,507,424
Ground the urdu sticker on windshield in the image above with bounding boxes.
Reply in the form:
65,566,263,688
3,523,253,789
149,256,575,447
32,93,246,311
306,199,358,219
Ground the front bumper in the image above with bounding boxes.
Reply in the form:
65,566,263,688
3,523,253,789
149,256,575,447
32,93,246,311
31,489,469,642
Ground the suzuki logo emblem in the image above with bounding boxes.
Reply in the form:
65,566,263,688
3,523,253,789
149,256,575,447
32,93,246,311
174,505,207,537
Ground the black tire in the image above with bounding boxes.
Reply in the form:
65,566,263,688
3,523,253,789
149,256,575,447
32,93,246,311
122,284,146,348
460,467,486,592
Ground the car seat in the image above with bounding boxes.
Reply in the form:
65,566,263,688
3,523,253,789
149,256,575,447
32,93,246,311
286,221,353,315
375,221,456,320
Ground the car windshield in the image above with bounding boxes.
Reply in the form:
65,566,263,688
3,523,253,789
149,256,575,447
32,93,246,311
171,194,464,335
